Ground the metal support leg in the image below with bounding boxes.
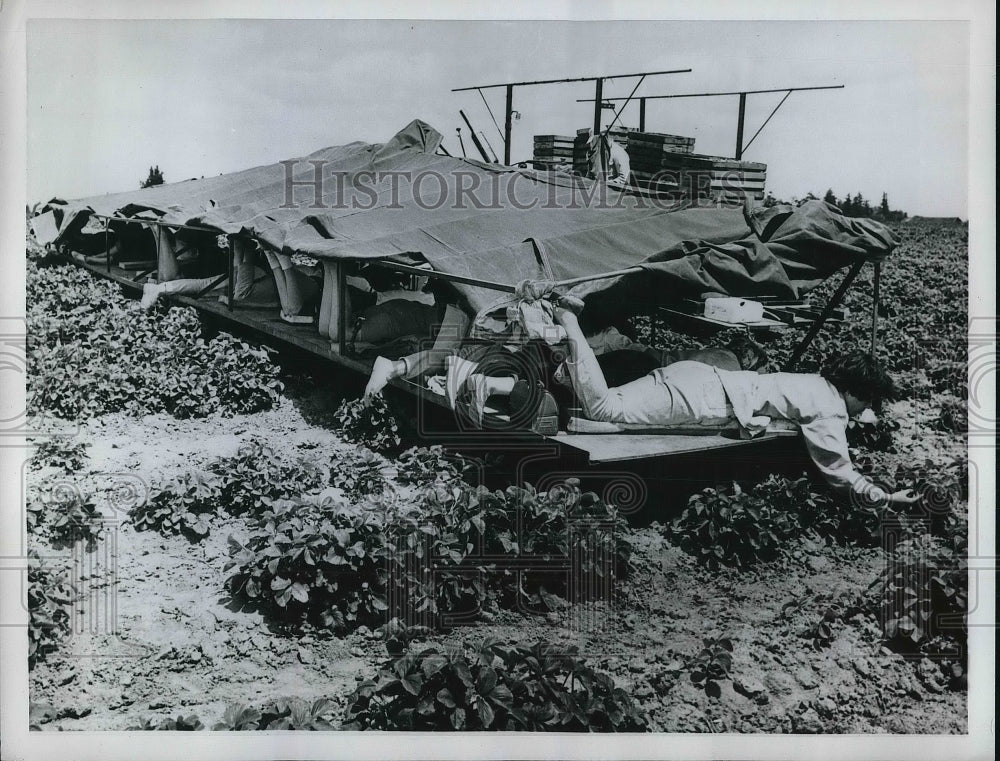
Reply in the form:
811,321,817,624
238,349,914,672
503,84,513,165
105,218,111,273
735,92,747,160
870,261,881,354
639,97,646,132
593,78,604,135
337,262,347,356
784,260,865,370
226,238,235,312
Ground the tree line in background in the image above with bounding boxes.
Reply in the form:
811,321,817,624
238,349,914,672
763,189,908,223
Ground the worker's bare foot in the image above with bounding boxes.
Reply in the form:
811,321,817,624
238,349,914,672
364,356,396,397
139,282,162,310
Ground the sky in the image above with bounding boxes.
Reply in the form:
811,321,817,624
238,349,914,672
26,18,971,217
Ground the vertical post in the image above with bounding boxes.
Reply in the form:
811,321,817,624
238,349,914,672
337,261,347,357
104,218,111,273
503,84,513,165
639,97,646,132
735,92,747,160
870,261,881,354
593,78,604,135
226,237,235,312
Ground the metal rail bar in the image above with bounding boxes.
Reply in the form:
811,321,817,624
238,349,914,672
576,84,844,102
452,68,692,92
90,213,219,235
784,259,866,370
368,259,517,294
735,92,747,160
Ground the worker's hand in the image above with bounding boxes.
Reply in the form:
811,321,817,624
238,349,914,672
364,356,396,398
889,488,921,505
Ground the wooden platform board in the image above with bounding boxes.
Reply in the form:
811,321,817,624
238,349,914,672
554,429,799,464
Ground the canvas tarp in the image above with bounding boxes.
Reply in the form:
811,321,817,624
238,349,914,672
49,119,896,316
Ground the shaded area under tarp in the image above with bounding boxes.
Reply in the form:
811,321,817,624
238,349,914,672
48,119,896,317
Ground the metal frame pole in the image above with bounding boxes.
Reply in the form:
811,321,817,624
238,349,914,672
784,260,866,370
639,97,646,132
226,237,235,312
503,84,513,165
735,92,747,160
104,218,111,273
870,261,881,354
593,78,604,135
337,262,348,356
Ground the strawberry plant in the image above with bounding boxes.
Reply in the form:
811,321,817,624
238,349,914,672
209,438,327,517
688,637,733,699
671,480,799,569
130,469,221,539
343,638,648,731
395,445,471,487
28,551,75,669
26,258,284,421
29,438,89,473
329,448,393,501
224,478,631,633
257,698,338,730
46,491,104,547
211,704,263,730
224,497,392,631
334,395,400,453
846,416,899,453
874,533,967,649
127,714,205,730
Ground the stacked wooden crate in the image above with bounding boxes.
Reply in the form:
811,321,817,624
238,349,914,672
531,135,577,170
627,131,765,203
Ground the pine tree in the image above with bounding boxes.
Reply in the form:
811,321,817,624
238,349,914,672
140,165,165,189
823,188,838,206
879,192,891,220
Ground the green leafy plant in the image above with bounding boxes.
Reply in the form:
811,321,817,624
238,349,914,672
130,469,221,539
329,448,393,501
209,438,327,517
671,480,799,569
395,445,470,487
343,638,648,731
224,497,391,631
688,637,733,699
46,490,104,547
28,551,75,669
257,698,338,730
936,396,967,433
846,416,900,453
127,714,205,730
211,704,263,731
334,395,401,453
223,479,631,633
26,259,283,421
874,533,966,649
30,438,89,473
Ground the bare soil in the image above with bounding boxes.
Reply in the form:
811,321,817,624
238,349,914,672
28,385,966,733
